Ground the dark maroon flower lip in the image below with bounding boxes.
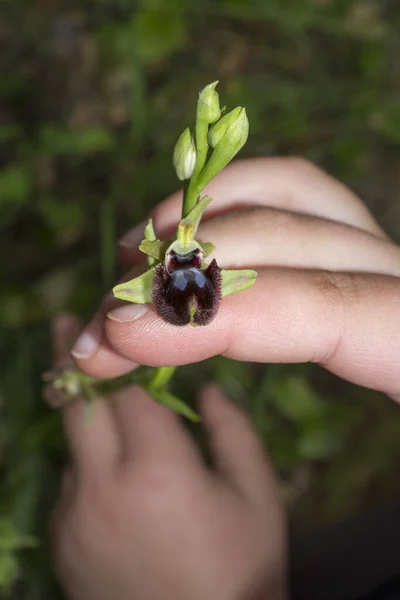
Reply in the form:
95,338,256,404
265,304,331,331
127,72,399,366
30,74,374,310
152,249,221,326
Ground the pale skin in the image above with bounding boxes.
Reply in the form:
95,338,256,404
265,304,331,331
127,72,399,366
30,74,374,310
49,157,400,600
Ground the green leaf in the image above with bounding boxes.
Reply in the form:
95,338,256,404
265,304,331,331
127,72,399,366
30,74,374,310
38,197,85,232
272,376,325,423
113,268,155,304
221,269,257,298
148,387,200,422
139,239,169,261
181,195,212,239
39,124,115,157
0,553,18,595
133,10,187,64
297,419,342,460
0,124,22,143
371,101,400,143
0,165,31,206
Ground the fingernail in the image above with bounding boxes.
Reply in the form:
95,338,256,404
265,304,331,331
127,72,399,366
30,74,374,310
71,318,102,359
119,220,147,249
107,303,149,323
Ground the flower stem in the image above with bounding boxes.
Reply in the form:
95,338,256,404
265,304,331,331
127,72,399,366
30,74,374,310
148,366,176,390
193,118,209,180
183,117,209,217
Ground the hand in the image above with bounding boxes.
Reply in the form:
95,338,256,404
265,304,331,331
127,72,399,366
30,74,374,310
49,315,286,600
71,157,400,404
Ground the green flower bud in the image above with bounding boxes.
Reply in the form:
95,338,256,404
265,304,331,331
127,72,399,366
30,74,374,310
173,128,196,181
196,108,249,190
197,81,221,124
208,106,242,148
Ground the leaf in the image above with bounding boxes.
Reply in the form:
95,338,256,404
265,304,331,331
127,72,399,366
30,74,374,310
0,165,31,206
133,10,187,64
0,124,22,143
148,388,201,422
181,195,212,239
0,553,18,595
38,197,85,232
39,124,115,157
113,268,155,304
297,419,342,461
272,376,325,423
139,239,169,261
221,269,257,298
371,101,400,143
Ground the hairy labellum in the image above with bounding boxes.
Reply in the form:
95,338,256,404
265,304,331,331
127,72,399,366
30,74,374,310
152,248,221,326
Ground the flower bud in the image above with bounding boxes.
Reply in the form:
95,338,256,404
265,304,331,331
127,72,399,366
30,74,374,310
208,106,242,148
197,81,221,124
196,108,249,190
173,128,196,181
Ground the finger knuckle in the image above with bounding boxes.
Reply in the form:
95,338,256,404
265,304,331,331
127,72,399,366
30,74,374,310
282,156,320,176
65,478,114,534
314,271,359,362
138,461,178,495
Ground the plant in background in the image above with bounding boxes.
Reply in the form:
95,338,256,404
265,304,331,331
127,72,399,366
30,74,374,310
46,82,256,421
0,518,38,595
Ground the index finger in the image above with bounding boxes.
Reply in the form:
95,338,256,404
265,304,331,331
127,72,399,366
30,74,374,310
104,269,400,400
119,157,386,261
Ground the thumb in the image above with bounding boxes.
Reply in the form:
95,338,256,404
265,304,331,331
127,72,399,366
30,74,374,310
200,384,280,506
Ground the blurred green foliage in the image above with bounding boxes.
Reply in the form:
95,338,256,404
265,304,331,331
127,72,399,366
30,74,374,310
1,0,400,597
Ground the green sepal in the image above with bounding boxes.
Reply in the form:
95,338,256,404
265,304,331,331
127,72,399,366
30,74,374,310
221,268,257,298
113,268,155,304
180,195,212,240
199,241,215,257
144,219,157,266
139,239,170,262
147,386,201,422
144,218,156,241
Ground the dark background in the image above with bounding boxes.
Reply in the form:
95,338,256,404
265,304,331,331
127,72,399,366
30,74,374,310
0,0,400,597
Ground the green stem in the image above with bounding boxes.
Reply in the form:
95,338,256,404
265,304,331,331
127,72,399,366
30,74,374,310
182,180,190,218
182,183,199,218
193,117,209,179
183,117,209,217
149,366,176,390
146,366,200,422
